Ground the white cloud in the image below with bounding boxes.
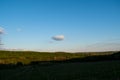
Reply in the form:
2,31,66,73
0,27,4,34
52,35,64,41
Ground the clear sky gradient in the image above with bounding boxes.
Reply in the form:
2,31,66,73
0,0,120,52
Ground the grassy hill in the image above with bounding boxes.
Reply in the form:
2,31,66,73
0,50,118,64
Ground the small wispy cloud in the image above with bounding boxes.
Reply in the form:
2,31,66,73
81,42,120,52
52,35,65,41
17,28,22,32
49,41,54,43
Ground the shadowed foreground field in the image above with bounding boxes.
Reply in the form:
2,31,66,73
0,51,120,80
0,61,120,80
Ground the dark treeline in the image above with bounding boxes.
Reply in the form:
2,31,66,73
0,51,120,70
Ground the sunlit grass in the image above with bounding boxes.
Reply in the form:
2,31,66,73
0,50,114,64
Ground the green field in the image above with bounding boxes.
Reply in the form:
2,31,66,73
0,51,115,64
0,51,120,80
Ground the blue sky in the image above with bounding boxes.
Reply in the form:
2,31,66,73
0,0,120,52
